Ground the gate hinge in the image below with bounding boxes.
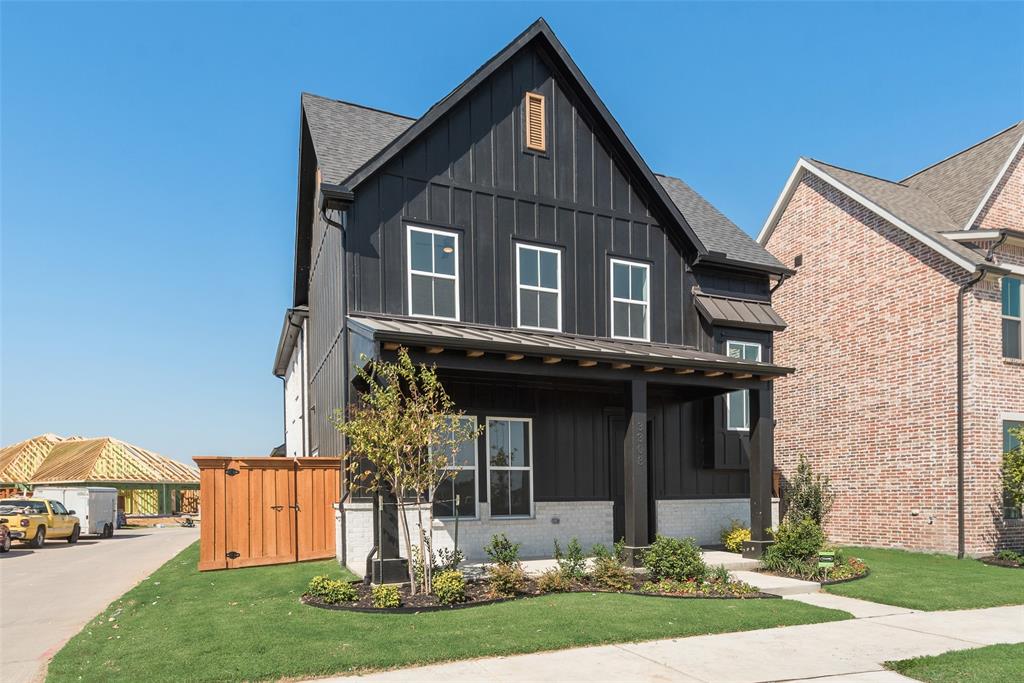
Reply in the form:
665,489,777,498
225,468,240,476
226,551,240,559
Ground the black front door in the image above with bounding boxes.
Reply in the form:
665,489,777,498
607,415,626,542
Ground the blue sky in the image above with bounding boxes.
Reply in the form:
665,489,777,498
2,2,1022,464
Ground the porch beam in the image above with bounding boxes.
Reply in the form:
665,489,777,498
425,346,444,354
465,350,484,358
612,362,631,370
743,387,774,559
643,366,663,373
704,370,724,377
543,356,562,364
505,353,524,361
577,359,597,367
623,378,649,566
382,342,400,351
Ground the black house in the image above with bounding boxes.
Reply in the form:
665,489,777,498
273,19,793,575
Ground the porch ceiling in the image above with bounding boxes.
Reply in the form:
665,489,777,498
348,314,792,382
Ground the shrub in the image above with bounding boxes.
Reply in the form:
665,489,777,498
590,555,633,591
720,520,751,553
784,456,836,525
484,533,521,566
708,564,731,584
487,562,526,598
996,549,1024,564
432,570,466,605
642,535,707,582
554,537,587,580
435,547,464,572
762,517,826,578
371,583,401,609
537,568,573,593
306,575,357,604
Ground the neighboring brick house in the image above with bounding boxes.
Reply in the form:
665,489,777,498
760,121,1024,557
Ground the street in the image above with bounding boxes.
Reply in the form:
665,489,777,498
0,525,198,683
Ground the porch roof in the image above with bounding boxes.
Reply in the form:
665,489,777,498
348,314,793,380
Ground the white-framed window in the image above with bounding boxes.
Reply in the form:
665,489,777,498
516,243,561,331
432,416,478,520
407,225,459,320
726,340,762,431
610,258,650,340
486,417,533,517
1003,277,1021,359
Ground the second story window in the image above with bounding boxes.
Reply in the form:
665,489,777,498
725,340,762,431
1003,277,1021,359
516,244,561,331
610,259,650,341
408,226,458,320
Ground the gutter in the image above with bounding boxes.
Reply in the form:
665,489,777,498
956,230,1008,558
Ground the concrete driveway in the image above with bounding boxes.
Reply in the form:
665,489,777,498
0,525,198,683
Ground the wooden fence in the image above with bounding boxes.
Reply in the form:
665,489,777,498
193,457,340,571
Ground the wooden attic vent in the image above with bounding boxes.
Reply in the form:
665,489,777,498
524,92,546,152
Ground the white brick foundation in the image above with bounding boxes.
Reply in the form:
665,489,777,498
337,500,614,575
656,498,780,546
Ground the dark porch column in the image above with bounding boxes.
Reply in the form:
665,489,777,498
743,387,774,559
369,489,409,584
623,378,649,566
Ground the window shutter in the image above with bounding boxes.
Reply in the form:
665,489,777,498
524,92,546,152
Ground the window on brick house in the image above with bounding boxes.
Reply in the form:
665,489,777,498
431,416,478,520
726,340,762,431
1004,420,1023,520
1003,277,1021,359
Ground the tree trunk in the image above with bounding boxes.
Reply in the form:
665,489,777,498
396,485,416,594
416,499,429,594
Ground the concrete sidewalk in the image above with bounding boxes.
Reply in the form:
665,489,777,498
320,603,1024,683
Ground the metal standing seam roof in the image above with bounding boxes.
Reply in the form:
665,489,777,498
348,314,792,376
0,435,199,485
693,292,787,331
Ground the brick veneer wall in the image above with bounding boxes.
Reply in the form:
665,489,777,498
765,156,1024,555
768,174,968,554
975,147,1024,231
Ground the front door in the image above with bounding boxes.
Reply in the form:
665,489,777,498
607,415,626,543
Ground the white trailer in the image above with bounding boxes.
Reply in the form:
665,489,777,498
32,486,117,537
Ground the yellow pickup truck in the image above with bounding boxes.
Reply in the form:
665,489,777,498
0,498,81,548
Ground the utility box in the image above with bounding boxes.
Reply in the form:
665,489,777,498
33,486,118,537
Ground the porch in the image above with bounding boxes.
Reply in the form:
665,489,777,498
344,314,793,581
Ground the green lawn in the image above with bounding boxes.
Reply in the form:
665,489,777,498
48,542,848,682
825,547,1024,611
886,643,1024,682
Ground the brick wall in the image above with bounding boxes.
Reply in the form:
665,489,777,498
975,146,1024,230
765,157,1024,555
767,174,967,554
656,498,779,545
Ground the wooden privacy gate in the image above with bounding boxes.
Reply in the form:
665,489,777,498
194,457,340,571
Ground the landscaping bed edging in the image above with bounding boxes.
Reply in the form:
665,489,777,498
978,555,1024,569
301,581,781,613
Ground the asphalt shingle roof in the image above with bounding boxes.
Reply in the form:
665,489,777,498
301,93,414,185
902,121,1024,229
803,159,989,267
656,174,785,270
301,93,783,271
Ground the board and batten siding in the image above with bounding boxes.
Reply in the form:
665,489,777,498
344,44,695,346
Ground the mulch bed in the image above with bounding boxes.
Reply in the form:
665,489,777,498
978,555,1024,569
758,560,870,585
303,575,779,613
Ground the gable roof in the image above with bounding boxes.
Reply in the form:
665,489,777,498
305,18,716,263
301,94,414,185
297,19,786,276
902,121,1024,229
759,122,1024,274
656,174,786,271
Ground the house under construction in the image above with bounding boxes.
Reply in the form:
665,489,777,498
0,434,199,514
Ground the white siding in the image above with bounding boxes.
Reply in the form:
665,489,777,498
283,322,308,457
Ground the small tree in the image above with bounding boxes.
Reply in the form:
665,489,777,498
1003,427,1024,512
784,455,835,525
334,348,479,594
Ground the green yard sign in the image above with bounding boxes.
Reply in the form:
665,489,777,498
818,551,836,569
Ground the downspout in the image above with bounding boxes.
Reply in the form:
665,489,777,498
956,231,1007,558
